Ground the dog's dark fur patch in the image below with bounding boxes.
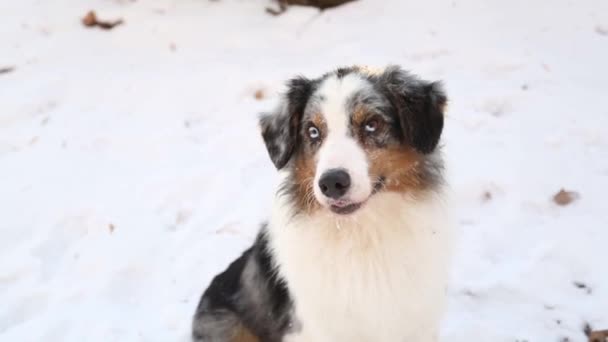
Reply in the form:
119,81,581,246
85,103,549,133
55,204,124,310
259,77,318,170
192,226,295,342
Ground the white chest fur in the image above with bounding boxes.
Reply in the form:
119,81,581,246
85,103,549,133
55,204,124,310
267,192,452,342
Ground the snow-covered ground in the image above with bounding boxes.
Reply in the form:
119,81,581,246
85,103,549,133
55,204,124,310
1,0,607,341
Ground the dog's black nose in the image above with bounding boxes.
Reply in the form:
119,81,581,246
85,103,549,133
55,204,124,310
319,169,351,199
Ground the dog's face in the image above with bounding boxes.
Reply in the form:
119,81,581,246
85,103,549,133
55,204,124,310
260,66,446,215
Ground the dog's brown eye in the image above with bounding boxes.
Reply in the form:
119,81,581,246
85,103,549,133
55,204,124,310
364,119,379,133
308,125,320,140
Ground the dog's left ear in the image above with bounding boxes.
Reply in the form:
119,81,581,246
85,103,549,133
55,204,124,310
379,66,447,154
259,76,314,170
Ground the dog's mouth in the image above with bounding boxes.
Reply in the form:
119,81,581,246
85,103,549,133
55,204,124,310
329,200,363,215
327,176,386,215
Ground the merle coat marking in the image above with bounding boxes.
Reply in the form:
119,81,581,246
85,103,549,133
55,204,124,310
192,65,450,342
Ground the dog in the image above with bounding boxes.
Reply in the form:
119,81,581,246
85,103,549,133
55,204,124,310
192,65,451,342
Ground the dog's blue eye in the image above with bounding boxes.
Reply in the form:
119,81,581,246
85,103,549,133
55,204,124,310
364,119,379,133
308,126,320,139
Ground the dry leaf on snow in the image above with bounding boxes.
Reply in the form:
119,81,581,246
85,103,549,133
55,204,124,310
254,89,265,100
553,189,579,206
82,11,123,30
584,323,608,342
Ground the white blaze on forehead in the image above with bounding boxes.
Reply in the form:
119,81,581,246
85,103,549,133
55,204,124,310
316,74,369,136
313,74,373,204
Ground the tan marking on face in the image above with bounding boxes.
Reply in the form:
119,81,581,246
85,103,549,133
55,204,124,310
367,146,428,194
231,324,259,342
287,112,328,213
352,106,368,126
310,112,325,130
292,151,322,214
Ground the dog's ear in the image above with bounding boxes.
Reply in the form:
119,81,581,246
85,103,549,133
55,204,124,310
259,76,314,169
379,66,447,154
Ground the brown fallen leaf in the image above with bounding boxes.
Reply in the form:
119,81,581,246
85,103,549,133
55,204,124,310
82,10,123,30
589,331,608,342
82,11,97,26
254,89,265,100
0,66,15,75
584,323,608,342
553,188,580,206
108,223,115,233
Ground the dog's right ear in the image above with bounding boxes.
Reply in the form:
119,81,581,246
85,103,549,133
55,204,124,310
259,77,314,170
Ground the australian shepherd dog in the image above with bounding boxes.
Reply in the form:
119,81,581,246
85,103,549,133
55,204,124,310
192,65,451,342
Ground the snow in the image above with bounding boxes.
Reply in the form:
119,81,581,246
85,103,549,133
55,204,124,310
1,0,607,341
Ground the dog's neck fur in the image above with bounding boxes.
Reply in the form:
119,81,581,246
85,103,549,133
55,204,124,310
266,176,452,342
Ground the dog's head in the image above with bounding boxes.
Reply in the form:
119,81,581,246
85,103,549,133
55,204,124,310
260,65,447,215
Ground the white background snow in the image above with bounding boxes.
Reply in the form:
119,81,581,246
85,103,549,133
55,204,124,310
1,0,607,341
